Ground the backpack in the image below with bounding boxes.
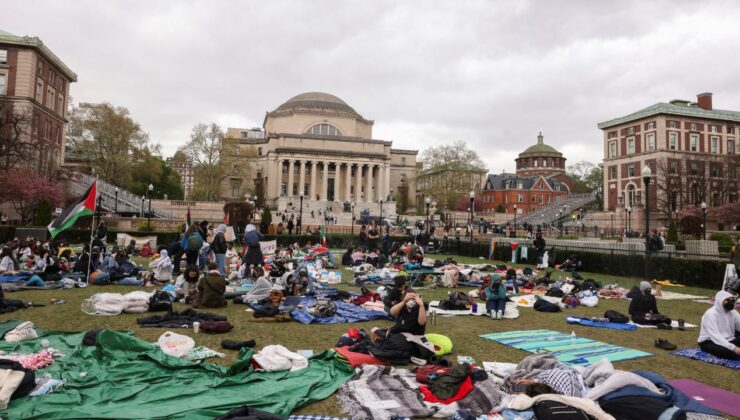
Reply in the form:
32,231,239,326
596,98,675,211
604,310,629,324
187,234,203,251
415,364,451,384
315,302,337,318
149,291,173,314
546,287,564,297
533,400,592,420
534,299,561,313
0,359,36,399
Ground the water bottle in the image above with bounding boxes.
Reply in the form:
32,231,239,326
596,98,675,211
571,331,576,343
472,303,478,314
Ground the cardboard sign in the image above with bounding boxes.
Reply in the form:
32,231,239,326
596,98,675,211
260,240,277,255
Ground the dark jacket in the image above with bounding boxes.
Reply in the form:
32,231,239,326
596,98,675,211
195,272,227,308
628,291,659,316
212,232,227,254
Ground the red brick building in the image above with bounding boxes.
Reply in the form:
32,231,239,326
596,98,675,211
0,29,77,175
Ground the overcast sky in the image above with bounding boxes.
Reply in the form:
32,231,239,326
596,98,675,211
4,0,740,173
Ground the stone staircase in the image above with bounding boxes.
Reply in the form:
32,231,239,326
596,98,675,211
516,193,597,228
66,172,171,218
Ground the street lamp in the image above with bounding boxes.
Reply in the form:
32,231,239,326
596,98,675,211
147,183,153,232
351,202,356,236
642,165,652,252
513,204,518,237
425,197,431,235
558,210,563,233
469,191,475,256
140,195,145,218
379,199,384,236
114,187,119,215
626,205,632,235
701,201,708,240
298,193,304,234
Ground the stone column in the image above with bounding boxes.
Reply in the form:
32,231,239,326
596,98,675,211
366,164,374,203
287,160,295,198
333,163,340,202
310,161,317,200
385,163,391,200
376,164,384,202
275,158,283,197
355,164,363,202
321,161,329,201
298,160,306,197
345,163,353,201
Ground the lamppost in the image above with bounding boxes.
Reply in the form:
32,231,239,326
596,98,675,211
626,205,632,235
147,184,153,232
140,195,144,218
513,204,518,237
642,165,652,252
379,199,384,236
425,197,431,234
351,202,356,236
558,210,563,233
298,193,304,234
469,191,475,255
701,201,708,240
114,187,119,215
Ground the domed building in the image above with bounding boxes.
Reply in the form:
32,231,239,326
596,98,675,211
515,132,567,180
225,92,418,215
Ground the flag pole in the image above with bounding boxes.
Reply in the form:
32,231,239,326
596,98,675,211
85,181,99,284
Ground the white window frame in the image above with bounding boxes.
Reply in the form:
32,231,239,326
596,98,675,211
669,132,678,150
0,49,6,64
690,134,698,152
609,141,617,158
646,132,655,152
627,137,635,154
710,136,719,153
728,139,735,155
0,73,6,95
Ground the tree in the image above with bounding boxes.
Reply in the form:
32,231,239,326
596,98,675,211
0,168,62,224
454,196,483,212
566,161,601,194
33,200,53,226
0,101,37,172
223,201,254,234
678,206,703,239
181,123,255,201
495,203,506,213
68,103,150,185
127,149,184,199
261,206,273,228
567,160,596,181
667,220,678,243
418,140,487,209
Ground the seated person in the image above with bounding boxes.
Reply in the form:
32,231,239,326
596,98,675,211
290,270,314,296
505,268,520,294
698,291,740,360
148,250,173,285
366,249,380,267
351,249,365,266
140,242,154,258
512,364,584,397
125,239,137,257
193,262,226,308
628,281,671,328
341,248,353,266
486,275,507,320
383,276,408,313
58,249,72,273
173,265,199,303
242,267,272,304
388,289,426,336
560,254,582,272
0,246,17,274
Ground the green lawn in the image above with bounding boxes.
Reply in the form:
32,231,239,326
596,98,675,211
0,253,736,417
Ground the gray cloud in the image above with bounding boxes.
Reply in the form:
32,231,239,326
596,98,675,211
4,0,740,173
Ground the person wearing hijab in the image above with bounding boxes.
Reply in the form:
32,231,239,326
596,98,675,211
194,262,227,308
628,281,671,328
698,291,740,360
242,224,264,278
212,224,228,276
149,249,173,284
486,274,507,320
241,267,272,304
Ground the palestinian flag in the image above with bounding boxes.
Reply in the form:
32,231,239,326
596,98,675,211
320,224,327,247
224,212,230,225
48,182,97,238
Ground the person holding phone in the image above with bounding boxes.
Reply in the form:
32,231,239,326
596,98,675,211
389,289,427,335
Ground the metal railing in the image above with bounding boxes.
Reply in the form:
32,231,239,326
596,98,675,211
67,172,172,218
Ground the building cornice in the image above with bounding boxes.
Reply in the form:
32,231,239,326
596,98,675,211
390,148,418,155
272,147,388,160
1,96,69,124
271,132,392,146
0,33,77,81
263,108,374,127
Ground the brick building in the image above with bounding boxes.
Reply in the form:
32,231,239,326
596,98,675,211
598,92,739,231
165,154,195,200
0,29,77,175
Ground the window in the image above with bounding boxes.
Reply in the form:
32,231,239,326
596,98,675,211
627,185,636,207
47,88,55,109
257,147,262,156
609,141,617,158
645,121,655,130
691,123,698,131
690,134,698,151
627,137,635,154
669,132,678,150
670,191,678,211
55,126,61,144
710,136,719,153
306,123,342,136
646,133,655,152
627,127,635,135
401,157,406,166
35,81,43,102
690,162,699,175
539,182,544,189
57,95,64,115
533,160,538,167
517,194,523,203
608,131,617,139
710,164,721,178
729,165,737,178
710,125,719,133
231,182,240,198
0,49,6,64
668,120,678,129
45,121,51,139
50,71,56,85
37,60,43,77
668,159,679,174
728,140,735,155
0,73,5,95
628,164,635,177
543,160,547,167
33,115,39,136
609,166,617,180
517,182,523,189
729,126,736,134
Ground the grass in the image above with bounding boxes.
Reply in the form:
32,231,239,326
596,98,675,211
0,253,737,417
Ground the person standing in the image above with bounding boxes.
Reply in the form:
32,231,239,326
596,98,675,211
181,224,204,266
212,224,228,276
242,224,264,277
358,225,368,251
287,218,294,235
534,231,546,268
367,224,379,251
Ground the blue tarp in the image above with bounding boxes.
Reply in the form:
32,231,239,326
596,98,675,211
0,274,32,283
291,299,390,325
566,316,637,331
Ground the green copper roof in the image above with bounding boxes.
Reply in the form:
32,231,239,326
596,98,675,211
598,102,740,129
0,29,77,81
520,143,560,154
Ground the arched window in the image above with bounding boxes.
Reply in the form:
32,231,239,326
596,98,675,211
626,185,636,207
306,123,342,136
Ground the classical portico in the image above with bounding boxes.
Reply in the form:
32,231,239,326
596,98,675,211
226,92,419,217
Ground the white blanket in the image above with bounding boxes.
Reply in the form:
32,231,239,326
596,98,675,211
629,320,697,329
252,344,308,372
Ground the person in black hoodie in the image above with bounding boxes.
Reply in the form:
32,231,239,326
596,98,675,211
629,281,671,328
212,224,228,275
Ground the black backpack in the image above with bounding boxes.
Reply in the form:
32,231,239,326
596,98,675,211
0,359,35,399
546,287,564,297
148,291,173,314
534,299,561,313
604,310,629,324
315,302,337,318
534,400,592,420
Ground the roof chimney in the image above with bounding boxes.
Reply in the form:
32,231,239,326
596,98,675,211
537,131,544,145
697,92,713,110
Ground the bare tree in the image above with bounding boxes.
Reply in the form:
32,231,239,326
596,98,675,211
0,101,37,172
418,140,486,209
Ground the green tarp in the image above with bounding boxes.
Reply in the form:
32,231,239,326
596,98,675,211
0,321,354,419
